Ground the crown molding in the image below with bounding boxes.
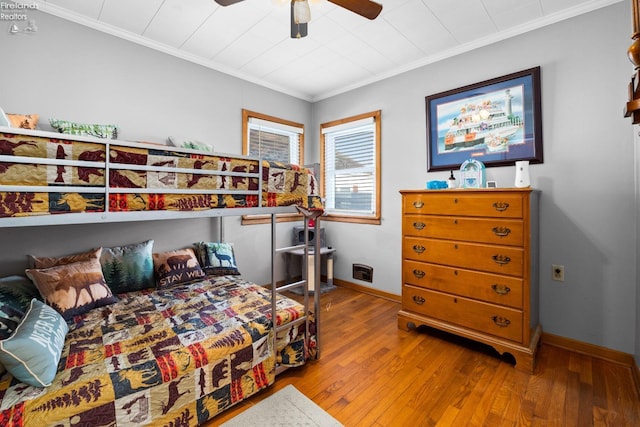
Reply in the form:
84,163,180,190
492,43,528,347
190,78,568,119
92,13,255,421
17,0,623,103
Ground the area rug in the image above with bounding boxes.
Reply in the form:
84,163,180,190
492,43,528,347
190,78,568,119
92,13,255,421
220,385,343,427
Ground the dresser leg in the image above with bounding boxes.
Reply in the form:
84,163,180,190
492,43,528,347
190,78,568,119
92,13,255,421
491,324,542,373
398,311,542,373
397,312,416,331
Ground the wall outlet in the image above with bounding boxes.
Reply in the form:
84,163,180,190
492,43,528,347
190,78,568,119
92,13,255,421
552,264,565,282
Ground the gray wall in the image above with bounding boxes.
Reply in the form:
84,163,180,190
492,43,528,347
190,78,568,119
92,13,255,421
635,122,640,367
313,2,636,355
1,3,638,358
0,10,312,285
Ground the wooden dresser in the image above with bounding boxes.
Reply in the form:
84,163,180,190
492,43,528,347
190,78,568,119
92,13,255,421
398,188,541,372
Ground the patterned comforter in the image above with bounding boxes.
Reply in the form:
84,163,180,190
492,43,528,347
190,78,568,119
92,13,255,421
0,131,323,218
0,276,311,426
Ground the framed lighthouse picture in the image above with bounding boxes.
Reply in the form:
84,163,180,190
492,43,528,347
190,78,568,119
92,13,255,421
426,67,543,172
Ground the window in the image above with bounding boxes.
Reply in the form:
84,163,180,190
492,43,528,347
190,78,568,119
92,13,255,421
242,109,303,165
242,109,305,225
321,110,381,224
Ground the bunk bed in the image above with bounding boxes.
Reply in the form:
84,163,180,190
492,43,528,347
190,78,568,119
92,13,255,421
0,127,324,426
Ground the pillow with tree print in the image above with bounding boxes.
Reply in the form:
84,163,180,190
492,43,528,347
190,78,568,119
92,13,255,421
193,242,241,276
100,240,155,294
49,118,118,139
0,275,41,340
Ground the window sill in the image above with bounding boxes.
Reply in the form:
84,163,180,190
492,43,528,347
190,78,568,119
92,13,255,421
241,213,303,225
321,215,381,225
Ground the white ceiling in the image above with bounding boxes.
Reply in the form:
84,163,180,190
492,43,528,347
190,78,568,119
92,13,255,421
25,0,622,101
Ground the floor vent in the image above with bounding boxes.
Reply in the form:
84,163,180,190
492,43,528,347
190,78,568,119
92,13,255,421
353,264,373,283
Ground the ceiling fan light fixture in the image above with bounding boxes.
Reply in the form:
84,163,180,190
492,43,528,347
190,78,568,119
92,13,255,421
293,0,311,24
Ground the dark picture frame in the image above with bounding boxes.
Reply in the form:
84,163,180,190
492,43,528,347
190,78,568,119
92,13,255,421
426,66,543,172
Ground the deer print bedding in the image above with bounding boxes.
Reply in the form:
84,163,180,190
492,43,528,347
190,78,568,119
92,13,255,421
0,130,323,219
0,275,311,426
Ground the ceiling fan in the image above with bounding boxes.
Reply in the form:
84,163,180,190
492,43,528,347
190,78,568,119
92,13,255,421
214,0,383,39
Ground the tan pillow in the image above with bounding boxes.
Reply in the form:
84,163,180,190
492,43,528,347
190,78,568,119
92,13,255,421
28,247,102,269
25,258,117,320
7,114,39,130
153,248,205,289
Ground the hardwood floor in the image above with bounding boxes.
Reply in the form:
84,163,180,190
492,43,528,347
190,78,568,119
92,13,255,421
209,287,640,426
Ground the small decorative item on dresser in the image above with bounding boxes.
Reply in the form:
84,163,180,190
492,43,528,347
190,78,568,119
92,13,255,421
514,161,531,187
447,170,456,188
426,180,448,190
460,159,485,188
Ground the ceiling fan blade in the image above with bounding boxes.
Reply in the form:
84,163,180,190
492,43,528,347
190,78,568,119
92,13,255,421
291,1,308,39
328,0,382,20
214,0,245,6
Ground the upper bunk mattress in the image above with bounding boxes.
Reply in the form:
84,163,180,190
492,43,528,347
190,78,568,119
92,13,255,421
0,130,323,218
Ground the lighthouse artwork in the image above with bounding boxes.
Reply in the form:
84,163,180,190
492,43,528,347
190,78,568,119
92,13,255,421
426,67,543,172
438,86,524,155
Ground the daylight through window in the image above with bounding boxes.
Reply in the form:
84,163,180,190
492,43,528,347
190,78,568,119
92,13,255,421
321,111,381,224
245,112,302,165
241,109,305,225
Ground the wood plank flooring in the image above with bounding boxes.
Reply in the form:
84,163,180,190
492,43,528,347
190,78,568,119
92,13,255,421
208,286,640,426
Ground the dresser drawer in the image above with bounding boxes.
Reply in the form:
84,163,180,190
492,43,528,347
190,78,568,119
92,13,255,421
403,215,524,246
402,285,523,342
403,192,523,218
403,260,523,309
404,237,524,277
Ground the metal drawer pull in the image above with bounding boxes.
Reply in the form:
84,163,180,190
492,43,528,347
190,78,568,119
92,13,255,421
492,316,511,327
413,221,426,230
493,202,510,212
413,200,424,208
492,226,511,237
412,295,425,305
412,245,426,254
413,269,425,279
491,284,511,295
492,255,511,265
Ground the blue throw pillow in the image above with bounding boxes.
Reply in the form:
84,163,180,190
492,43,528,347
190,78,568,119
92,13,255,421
193,242,241,276
0,299,68,387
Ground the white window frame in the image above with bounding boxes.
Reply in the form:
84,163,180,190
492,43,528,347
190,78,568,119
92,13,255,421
320,110,381,225
243,110,303,165
242,109,305,225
